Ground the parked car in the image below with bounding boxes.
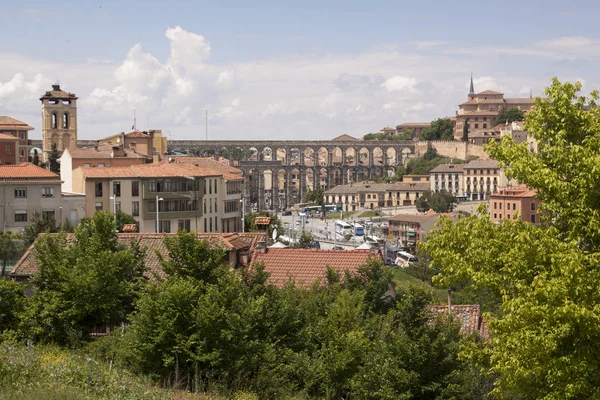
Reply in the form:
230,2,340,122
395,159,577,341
282,210,292,216
395,251,418,268
332,245,344,250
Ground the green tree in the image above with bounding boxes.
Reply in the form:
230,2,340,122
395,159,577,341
421,118,454,141
115,210,137,232
294,231,316,249
415,191,457,213
48,143,61,174
0,232,25,277
462,117,470,142
23,212,58,245
0,278,26,334
244,211,284,237
23,212,146,346
32,149,40,166
493,107,525,126
302,187,325,206
423,79,600,399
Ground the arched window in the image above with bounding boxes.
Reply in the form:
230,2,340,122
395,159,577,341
63,113,69,129
51,113,57,129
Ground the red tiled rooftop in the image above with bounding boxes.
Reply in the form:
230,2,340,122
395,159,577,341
126,130,149,138
67,145,150,160
171,157,243,176
331,134,361,141
79,162,228,179
0,133,19,141
251,248,381,287
0,163,60,179
0,116,34,131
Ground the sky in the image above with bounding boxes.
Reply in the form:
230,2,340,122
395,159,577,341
0,0,598,141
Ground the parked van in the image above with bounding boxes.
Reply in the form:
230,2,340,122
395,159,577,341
395,251,418,267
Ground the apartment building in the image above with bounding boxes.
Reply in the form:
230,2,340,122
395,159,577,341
59,145,152,192
72,163,243,233
489,185,541,224
430,164,464,196
0,116,34,163
0,163,85,233
388,211,459,252
463,159,507,200
99,129,168,160
323,181,430,211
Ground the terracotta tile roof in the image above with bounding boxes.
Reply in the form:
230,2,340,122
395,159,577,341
79,162,227,179
126,130,149,138
0,133,19,141
477,90,503,95
430,304,489,338
324,182,430,195
465,159,499,169
331,134,361,141
0,163,60,180
121,224,138,233
254,217,271,225
0,116,34,131
251,248,381,287
10,232,267,278
490,185,537,198
171,157,243,175
396,122,431,128
430,164,465,173
388,213,438,224
66,145,151,160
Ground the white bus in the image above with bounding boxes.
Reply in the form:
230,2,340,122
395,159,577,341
335,220,353,239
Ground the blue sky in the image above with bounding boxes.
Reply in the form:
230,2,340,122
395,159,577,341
0,1,598,140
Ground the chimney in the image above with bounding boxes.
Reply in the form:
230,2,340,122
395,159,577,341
94,145,98,152
256,241,267,253
152,151,160,164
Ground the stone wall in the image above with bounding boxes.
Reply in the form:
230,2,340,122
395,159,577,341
415,140,488,160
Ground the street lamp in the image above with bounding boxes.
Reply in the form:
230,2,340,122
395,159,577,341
156,196,164,233
109,196,117,230
240,198,245,232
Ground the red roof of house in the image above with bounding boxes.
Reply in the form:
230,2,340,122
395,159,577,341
171,157,243,176
126,130,149,138
0,116,34,131
251,248,381,287
79,162,238,179
331,134,361,141
0,163,60,179
430,304,489,338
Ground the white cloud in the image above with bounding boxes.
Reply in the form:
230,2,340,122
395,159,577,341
0,29,597,140
382,75,418,93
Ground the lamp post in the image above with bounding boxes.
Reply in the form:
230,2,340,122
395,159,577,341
240,198,245,232
156,195,164,233
109,196,117,230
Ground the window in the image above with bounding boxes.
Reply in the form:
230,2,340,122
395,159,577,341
531,203,536,211
113,181,121,197
494,213,497,219
493,202,497,210
14,211,27,222
14,188,26,198
131,181,139,197
209,218,213,232
95,182,103,197
204,199,207,214
158,220,171,233
63,113,69,128
499,214,502,219
209,179,212,194
507,214,511,220
530,214,536,223
214,199,217,213
42,210,55,220
41,187,54,198
507,203,510,210
483,123,487,128
483,117,487,121
204,218,207,232
499,203,502,210
132,201,139,216
97,163,105,168
474,123,479,128
115,202,121,212
95,202,103,211
52,113,57,129
19,132,25,140
148,181,157,192
513,203,517,210
83,163,91,168
214,180,217,194
5,144,11,154
178,219,191,232
215,216,218,231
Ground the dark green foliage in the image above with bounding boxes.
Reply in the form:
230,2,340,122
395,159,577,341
23,212,59,245
244,211,284,237
421,118,455,141
415,191,457,213
462,118,470,141
115,210,137,232
48,143,61,174
0,279,26,334
0,233,25,277
406,157,464,175
32,149,40,166
22,212,146,346
363,131,414,141
493,107,525,126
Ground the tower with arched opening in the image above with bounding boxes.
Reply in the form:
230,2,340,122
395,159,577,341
40,84,78,160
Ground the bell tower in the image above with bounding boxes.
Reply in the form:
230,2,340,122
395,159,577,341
40,83,78,160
